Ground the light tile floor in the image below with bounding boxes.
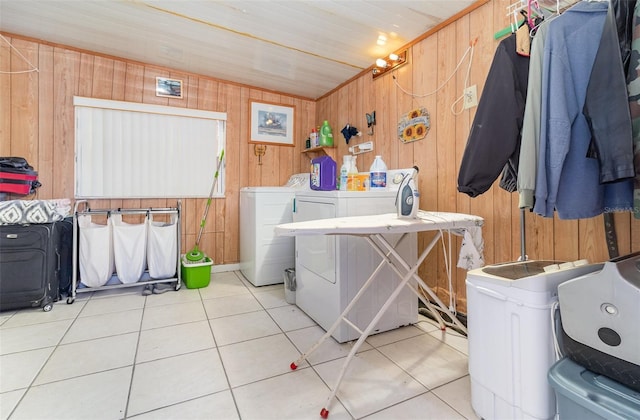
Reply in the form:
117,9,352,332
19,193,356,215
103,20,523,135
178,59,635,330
0,271,480,420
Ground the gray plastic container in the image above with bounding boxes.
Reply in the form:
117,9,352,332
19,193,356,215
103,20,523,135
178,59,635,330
548,358,640,420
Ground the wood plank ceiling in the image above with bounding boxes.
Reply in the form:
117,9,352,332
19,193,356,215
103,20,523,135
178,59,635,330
0,0,480,99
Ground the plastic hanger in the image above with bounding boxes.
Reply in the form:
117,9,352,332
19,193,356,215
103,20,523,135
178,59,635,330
527,0,540,28
495,1,527,39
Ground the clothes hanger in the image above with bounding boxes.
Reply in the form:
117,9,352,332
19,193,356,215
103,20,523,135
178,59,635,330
516,10,532,56
528,0,561,36
527,0,541,28
494,1,527,39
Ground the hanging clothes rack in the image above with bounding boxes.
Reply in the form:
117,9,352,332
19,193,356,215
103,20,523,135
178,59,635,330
494,0,579,39
493,0,580,261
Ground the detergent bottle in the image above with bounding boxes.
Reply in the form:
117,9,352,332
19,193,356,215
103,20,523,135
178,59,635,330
319,120,334,147
396,166,420,218
310,156,337,190
369,155,387,189
339,155,351,191
346,155,358,191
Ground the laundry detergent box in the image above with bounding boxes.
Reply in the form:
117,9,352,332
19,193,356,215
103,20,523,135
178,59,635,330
310,156,336,190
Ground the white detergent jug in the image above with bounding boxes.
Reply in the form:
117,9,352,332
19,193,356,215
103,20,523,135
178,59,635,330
369,155,387,189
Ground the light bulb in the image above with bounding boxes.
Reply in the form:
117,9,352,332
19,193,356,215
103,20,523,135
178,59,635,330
375,58,388,68
389,53,398,61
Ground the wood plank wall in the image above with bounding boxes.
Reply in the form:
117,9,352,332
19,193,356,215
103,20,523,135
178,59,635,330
0,33,316,271
2,0,639,312
316,0,640,312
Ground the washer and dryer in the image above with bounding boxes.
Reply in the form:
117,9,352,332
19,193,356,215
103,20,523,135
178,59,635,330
239,173,310,286
293,168,419,343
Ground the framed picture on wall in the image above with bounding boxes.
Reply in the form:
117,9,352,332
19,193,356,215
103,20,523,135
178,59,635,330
249,100,295,146
156,77,183,98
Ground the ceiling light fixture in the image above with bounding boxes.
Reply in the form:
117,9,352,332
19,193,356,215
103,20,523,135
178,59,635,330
372,50,407,80
375,58,388,68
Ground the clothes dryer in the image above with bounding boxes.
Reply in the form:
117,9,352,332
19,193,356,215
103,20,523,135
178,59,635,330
293,168,419,342
239,173,309,286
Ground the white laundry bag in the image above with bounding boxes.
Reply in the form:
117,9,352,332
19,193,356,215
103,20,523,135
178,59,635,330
146,213,178,279
111,213,148,284
78,214,115,288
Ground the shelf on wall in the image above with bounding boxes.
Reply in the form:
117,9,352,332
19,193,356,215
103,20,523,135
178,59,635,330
302,145,334,159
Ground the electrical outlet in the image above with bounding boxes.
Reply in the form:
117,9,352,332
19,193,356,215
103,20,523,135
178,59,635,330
463,85,478,109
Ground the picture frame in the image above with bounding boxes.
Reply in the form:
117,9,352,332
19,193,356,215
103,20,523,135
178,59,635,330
155,77,183,98
249,100,295,146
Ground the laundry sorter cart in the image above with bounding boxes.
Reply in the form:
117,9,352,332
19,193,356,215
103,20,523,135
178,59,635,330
67,200,181,303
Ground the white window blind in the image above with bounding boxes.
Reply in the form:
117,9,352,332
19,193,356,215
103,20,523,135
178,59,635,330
74,96,226,199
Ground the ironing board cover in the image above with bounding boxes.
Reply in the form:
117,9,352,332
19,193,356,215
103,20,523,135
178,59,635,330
274,211,484,236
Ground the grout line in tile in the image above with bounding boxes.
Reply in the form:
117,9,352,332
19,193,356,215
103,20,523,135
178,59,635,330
4,300,89,420
356,389,433,420
125,389,230,419
202,292,243,420
123,293,149,419
430,375,474,420
3,270,475,420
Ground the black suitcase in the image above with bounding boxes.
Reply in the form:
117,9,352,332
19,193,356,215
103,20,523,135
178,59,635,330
0,221,70,312
56,217,74,299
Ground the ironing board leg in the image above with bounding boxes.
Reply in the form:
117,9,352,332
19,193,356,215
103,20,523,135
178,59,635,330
318,233,428,418
290,244,392,370
368,233,467,334
370,233,447,330
299,229,463,417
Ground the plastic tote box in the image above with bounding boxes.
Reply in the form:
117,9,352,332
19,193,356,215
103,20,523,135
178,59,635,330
557,252,640,393
181,256,212,289
548,357,640,420
465,260,603,420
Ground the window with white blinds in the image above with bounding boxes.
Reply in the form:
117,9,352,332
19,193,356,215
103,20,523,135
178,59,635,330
74,96,226,199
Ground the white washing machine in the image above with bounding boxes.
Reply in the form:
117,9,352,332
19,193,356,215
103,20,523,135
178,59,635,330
293,168,418,343
240,173,310,286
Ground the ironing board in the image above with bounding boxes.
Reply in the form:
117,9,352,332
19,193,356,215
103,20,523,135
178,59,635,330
274,210,484,418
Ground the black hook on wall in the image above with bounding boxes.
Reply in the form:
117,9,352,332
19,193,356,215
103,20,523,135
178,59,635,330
366,111,376,135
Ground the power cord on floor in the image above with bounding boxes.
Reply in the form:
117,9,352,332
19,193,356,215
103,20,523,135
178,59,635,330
418,306,467,337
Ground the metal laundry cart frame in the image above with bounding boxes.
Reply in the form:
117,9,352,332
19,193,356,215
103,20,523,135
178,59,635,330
275,211,484,418
67,200,182,304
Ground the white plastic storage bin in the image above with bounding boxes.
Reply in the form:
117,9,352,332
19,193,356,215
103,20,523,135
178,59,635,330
465,260,603,420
